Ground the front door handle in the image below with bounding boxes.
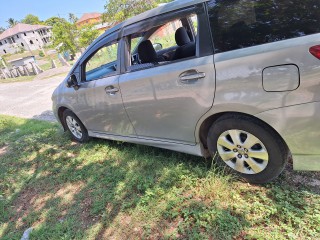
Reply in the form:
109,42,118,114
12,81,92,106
179,70,206,84
105,86,119,95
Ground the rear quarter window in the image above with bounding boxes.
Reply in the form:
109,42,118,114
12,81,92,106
207,0,320,53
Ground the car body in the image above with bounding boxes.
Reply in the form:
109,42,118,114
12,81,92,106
52,0,320,183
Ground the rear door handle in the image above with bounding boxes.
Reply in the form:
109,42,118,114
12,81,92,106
179,70,206,83
105,86,119,95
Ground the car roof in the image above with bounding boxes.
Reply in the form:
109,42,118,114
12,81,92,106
93,0,208,44
106,0,207,35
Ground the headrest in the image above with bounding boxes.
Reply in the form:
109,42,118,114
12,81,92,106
137,40,158,64
175,27,191,46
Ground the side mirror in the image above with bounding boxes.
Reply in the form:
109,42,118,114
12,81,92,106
153,43,163,51
66,74,80,90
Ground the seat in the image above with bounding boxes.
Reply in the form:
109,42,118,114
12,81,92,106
137,40,165,64
172,27,196,61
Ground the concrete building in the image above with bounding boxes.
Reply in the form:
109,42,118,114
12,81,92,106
0,23,52,55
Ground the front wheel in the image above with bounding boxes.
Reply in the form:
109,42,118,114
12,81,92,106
63,109,90,143
207,114,289,184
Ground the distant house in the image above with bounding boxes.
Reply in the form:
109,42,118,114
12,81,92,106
76,12,111,31
76,13,102,27
0,23,52,55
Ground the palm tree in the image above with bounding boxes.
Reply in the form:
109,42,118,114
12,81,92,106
68,13,78,24
7,18,18,28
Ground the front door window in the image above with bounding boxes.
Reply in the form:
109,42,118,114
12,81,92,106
85,42,118,81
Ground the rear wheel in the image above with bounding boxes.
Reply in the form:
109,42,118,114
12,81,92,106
63,109,90,143
207,114,288,183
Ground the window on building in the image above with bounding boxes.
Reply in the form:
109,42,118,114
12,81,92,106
3,50,6,53
0,42,2,46
16,35,19,38
36,39,39,41
30,40,34,44
4,40,7,43
21,43,24,47
24,33,27,36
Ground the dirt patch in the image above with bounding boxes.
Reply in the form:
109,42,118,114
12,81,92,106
292,175,320,187
0,145,8,157
9,181,85,230
11,186,40,229
284,164,320,193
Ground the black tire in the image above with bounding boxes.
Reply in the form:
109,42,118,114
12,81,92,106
207,114,289,184
62,109,90,143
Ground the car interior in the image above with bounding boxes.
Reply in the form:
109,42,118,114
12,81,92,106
128,14,198,72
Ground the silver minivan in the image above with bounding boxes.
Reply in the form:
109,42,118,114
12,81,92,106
52,0,320,183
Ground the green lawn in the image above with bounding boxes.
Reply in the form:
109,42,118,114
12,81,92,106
1,48,73,84
0,115,319,239
0,75,35,84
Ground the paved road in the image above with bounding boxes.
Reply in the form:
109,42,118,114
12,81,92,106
0,75,65,122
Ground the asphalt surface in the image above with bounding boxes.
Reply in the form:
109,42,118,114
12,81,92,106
0,75,65,122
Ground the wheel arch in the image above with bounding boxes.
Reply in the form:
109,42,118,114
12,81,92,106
198,111,290,154
58,106,69,131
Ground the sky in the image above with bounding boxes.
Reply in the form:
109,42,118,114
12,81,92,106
0,0,107,28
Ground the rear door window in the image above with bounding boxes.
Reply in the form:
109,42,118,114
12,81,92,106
207,0,320,53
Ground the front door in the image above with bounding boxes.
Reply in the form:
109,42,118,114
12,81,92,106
72,41,135,136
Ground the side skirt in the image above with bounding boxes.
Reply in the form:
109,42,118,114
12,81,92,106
88,131,204,157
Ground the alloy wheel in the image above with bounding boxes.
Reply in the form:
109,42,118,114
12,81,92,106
217,129,269,174
66,116,83,139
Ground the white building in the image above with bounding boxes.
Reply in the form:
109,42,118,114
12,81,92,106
0,23,52,55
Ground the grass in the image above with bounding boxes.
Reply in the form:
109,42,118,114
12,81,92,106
0,50,71,84
3,50,41,62
0,75,35,84
0,115,319,239
1,48,73,83
39,62,52,71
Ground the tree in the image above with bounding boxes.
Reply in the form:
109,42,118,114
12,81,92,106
103,0,174,24
52,21,79,55
6,18,18,28
102,0,157,24
45,17,67,26
21,14,42,25
0,27,5,34
68,13,78,24
78,24,100,48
